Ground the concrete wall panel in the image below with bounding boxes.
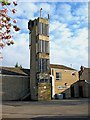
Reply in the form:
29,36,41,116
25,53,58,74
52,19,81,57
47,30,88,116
2,76,29,101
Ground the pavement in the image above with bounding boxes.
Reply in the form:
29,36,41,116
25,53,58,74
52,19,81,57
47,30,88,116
1,98,90,120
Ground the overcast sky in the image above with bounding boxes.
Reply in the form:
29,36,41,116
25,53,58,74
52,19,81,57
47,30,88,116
0,0,88,70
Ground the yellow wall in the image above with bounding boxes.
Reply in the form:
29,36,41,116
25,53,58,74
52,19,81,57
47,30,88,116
51,68,79,98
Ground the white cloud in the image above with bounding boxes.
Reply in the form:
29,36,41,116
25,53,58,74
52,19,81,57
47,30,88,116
56,3,73,23
2,33,30,68
50,26,88,70
1,2,88,70
38,3,56,16
9,2,38,19
74,4,88,17
50,21,67,32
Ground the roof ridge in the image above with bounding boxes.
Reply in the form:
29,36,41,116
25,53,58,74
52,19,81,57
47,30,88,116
50,64,77,71
0,66,30,76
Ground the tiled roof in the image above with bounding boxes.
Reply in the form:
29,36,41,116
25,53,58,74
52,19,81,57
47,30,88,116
0,64,77,76
50,64,77,71
0,67,30,76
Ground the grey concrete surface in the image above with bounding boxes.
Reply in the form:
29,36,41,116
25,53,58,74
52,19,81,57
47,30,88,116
1,98,89,120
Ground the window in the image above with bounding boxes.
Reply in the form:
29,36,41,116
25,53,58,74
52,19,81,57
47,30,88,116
56,72,62,80
29,32,31,46
42,40,45,52
45,41,49,53
38,58,50,73
46,24,49,36
37,73,50,83
38,22,43,35
38,22,49,36
39,78,49,83
42,23,46,35
37,40,49,53
72,72,76,76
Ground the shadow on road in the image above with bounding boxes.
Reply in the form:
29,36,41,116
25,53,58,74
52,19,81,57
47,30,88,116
2,116,89,120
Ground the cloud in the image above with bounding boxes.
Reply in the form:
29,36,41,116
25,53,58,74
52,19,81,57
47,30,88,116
2,33,30,68
37,3,56,17
1,2,88,70
50,26,88,69
9,2,38,20
16,18,29,33
12,0,89,2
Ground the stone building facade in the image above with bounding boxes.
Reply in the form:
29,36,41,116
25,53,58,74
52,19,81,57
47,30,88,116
28,17,51,101
0,64,80,101
74,66,90,98
2,65,89,101
50,64,79,99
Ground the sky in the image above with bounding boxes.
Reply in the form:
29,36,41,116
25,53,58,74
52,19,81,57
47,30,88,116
0,0,89,70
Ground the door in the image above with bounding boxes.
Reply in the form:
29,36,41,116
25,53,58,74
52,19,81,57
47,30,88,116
50,77,52,99
71,86,74,97
79,86,83,97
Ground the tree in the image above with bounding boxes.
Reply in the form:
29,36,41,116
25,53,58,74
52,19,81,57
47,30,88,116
15,62,19,68
0,0,20,48
15,62,22,68
19,65,22,68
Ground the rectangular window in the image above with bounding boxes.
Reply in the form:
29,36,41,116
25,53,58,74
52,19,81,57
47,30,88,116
38,59,43,72
45,41,49,53
38,22,49,36
37,40,49,53
38,40,42,53
46,24,49,36
42,40,45,53
42,59,45,72
42,23,45,35
38,22,42,35
39,78,49,83
56,72,62,80
38,58,42,72
46,59,50,72
29,33,31,45
38,58,50,73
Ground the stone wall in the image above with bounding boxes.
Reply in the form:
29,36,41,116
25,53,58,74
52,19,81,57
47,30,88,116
38,83,51,101
74,81,90,98
51,68,79,98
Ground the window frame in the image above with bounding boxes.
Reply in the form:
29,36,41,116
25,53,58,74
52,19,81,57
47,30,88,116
38,22,49,36
37,40,49,54
56,72,62,80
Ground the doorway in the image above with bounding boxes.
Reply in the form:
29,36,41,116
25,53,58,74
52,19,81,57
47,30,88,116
50,77,52,99
79,86,83,97
71,86,74,97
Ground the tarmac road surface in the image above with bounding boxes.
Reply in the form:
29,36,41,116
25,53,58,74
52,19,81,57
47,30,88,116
1,98,90,120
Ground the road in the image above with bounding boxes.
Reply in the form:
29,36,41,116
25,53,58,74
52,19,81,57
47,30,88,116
1,98,90,120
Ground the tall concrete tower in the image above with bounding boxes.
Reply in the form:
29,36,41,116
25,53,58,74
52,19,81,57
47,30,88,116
28,12,51,100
